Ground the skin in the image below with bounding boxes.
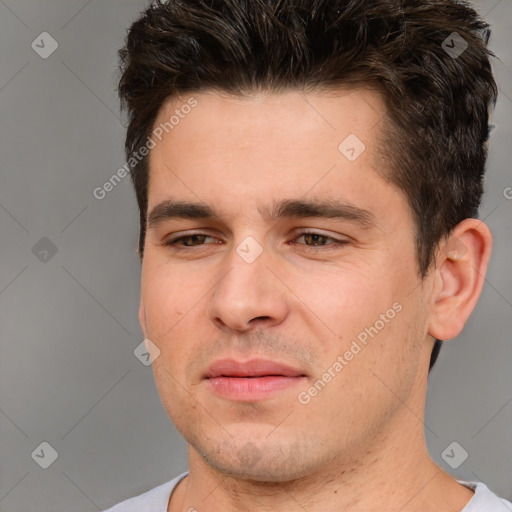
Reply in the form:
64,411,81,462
138,88,492,511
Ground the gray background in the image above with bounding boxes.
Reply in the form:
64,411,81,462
0,1,511,510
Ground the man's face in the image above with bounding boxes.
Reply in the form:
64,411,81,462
140,89,434,481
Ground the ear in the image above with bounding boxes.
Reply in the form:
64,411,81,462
428,219,492,341
139,299,147,337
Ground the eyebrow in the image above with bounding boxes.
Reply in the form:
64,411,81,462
147,198,376,230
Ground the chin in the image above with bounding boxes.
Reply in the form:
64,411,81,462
190,430,335,483
201,454,311,483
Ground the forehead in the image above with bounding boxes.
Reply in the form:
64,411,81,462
151,88,385,150
145,88,407,227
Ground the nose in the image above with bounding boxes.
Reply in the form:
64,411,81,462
208,240,290,333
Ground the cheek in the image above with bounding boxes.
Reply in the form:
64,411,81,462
141,260,202,333
303,254,420,377
150,356,199,436
300,261,400,337
140,265,194,378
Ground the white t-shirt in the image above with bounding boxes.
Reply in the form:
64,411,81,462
102,471,512,512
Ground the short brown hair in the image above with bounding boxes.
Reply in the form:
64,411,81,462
117,0,497,371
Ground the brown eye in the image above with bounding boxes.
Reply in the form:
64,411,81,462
292,231,348,250
167,234,210,246
162,233,219,249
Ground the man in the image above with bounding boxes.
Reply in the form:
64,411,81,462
104,0,511,510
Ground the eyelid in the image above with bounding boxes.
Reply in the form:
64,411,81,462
293,229,348,248
162,230,218,244
162,229,349,250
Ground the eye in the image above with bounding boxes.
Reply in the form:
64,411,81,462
162,231,348,252
291,231,349,251
163,233,218,248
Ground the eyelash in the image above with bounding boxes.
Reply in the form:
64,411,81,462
162,231,349,252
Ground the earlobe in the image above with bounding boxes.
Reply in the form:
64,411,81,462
428,219,492,341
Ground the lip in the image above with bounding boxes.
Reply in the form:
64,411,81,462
204,358,307,402
205,358,305,379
